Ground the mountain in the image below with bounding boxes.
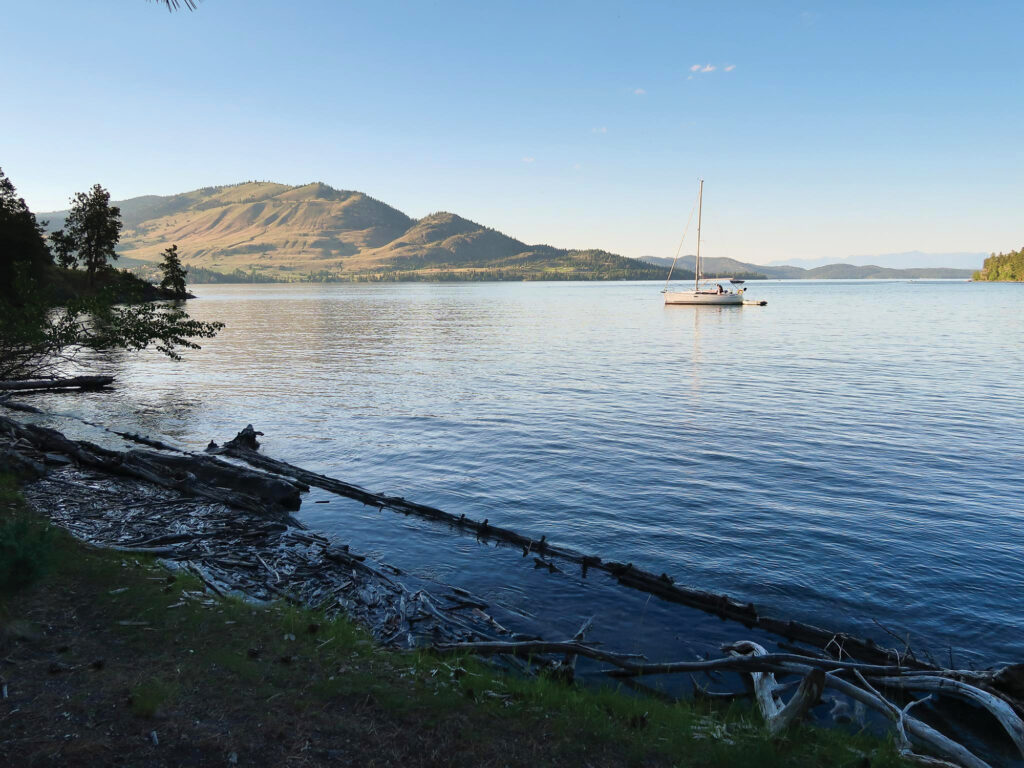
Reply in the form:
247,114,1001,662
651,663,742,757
640,256,768,279
639,256,973,280
764,251,986,270
41,182,977,282
42,182,670,282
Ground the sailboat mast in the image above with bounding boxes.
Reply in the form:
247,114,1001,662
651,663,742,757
694,178,703,291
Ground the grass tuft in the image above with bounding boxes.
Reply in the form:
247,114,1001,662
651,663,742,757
129,677,179,718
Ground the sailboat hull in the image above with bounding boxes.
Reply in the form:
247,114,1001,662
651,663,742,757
663,291,744,305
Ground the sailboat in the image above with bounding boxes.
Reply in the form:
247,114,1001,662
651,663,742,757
662,179,750,306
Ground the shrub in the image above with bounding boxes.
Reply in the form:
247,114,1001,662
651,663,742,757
0,477,54,591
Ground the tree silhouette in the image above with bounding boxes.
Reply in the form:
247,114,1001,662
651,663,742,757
159,244,189,297
0,168,52,304
51,184,122,286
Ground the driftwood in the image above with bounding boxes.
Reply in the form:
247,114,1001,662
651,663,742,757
869,675,1024,758
5,416,1022,766
727,641,825,736
211,425,929,670
436,635,1013,767
0,375,115,391
0,416,302,522
20,465,511,648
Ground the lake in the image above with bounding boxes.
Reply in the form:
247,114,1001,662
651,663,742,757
23,279,1024,666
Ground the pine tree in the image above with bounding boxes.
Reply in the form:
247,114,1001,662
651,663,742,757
159,244,188,298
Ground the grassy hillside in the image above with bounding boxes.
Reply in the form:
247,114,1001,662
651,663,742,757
973,247,1024,281
44,180,973,283
43,182,670,282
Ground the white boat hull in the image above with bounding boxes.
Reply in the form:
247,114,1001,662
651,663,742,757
663,290,745,305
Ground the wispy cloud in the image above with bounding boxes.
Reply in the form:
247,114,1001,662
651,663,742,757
633,88,647,95
572,163,582,171
688,63,734,77
521,156,535,164
592,126,607,134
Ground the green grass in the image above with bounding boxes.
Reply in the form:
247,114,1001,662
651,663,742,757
129,677,180,718
0,472,912,766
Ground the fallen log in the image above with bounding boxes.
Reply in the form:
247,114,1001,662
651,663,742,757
869,675,1024,759
847,670,991,768
23,464,509,650
0,375,115,391
0,416,302,521
211,425,934,671
435,636,1001,765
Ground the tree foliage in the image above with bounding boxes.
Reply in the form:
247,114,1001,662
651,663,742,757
159,244,189,297
973,248,1024,282
0,168,52,305
0,171,223,380
0,273,224,379
51,184,123,285
151,0,198,10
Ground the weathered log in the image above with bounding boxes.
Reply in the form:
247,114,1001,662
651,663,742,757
848,671,991,768
727,640,825,735
128,450,306,510
869,675,1024,759
437,636,997,764
0,445,46,479
0,375,115,391
212,424,943,671
0,416,302,521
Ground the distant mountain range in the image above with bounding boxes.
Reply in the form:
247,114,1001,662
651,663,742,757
43,182,668,282
42,182,977,282
638,255,973,280
764,251,986,270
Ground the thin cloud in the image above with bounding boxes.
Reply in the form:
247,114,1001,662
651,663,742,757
521,156,535,164
572,163,582,171
633,88,647,95
690,63,723,75
724,64,736,72
592,126,607,134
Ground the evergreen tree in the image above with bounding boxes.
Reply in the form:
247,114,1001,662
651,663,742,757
0,168,53,303
159,244,189,297
51,184,122,285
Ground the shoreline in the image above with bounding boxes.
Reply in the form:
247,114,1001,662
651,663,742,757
1,472,916,767
2,409,1023,766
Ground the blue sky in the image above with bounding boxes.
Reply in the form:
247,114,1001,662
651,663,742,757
3,0,1022,263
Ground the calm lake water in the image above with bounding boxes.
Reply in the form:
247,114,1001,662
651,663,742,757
22,280,1024,666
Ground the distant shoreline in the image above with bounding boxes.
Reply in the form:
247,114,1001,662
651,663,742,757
177,275,977,286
